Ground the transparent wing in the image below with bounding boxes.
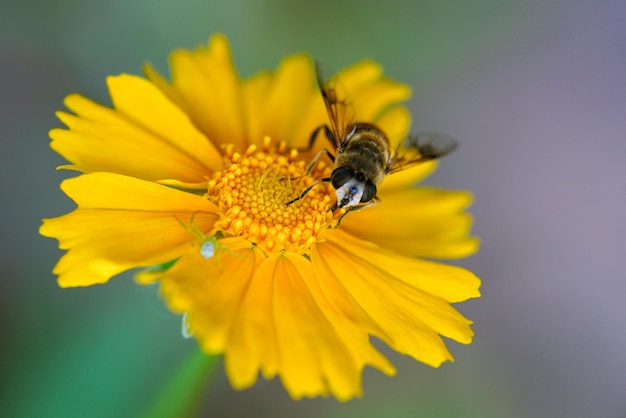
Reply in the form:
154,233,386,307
315,61,355,147
387,132,458,174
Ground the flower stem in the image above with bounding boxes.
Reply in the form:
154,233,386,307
139,349,220,418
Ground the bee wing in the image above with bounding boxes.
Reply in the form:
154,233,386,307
387,132,458,174
315,61,355,148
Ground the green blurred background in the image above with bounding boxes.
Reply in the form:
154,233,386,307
2,0,625,417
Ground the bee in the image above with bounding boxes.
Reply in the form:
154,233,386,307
287,62,457,220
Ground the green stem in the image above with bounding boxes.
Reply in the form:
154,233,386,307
139,349,221,418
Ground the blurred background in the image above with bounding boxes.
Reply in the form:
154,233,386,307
2,0,625,417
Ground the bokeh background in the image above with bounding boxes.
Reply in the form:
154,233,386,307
2,0,625,417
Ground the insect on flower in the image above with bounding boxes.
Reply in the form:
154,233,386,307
288,62,458,221
40,35,481,400
175,213,244,264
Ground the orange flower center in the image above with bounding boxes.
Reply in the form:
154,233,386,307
207,139,335,253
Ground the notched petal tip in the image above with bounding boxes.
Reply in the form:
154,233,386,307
311,230,479,369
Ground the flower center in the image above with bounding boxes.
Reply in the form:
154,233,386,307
207,138,335,253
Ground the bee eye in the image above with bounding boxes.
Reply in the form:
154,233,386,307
360,181,377,202
331,167,355,189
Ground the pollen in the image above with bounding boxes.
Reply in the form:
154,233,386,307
207,139,335,253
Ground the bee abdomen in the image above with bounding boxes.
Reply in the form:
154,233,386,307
339,127,390,185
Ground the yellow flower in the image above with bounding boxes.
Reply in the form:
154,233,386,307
40,34,480,401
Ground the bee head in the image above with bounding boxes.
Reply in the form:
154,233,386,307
331,167,377,208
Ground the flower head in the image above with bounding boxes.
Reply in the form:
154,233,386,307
40,34,480,400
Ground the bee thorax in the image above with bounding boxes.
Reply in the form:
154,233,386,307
335,179,364,208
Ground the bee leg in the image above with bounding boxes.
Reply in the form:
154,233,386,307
305,148,335,174
279,175,303,181
303,124,337,152
334,197,380,226
281,125,335,183
280,147,334,182
294,125,336,174
286,177,331,206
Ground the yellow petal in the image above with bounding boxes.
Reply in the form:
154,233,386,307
288,83,328,151
336,60,383,92
53,103,213,183
155,35,247,150
251,253,394,400
334,60,411,123
378,160,438,192
51,77,222,183
142,63,187,111
219,253,394,400
352,79,412,123
375,105,412,147
324,228,480,303
311,229,479,367
241,71,272,145
341,187,479,258
39,173,218,287
222,251,397,400
107,74,223,171
225,250,280,389
154,238,258,353
254,54,318,146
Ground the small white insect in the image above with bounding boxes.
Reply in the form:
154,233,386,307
175,213,221,259
175,213,252,265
